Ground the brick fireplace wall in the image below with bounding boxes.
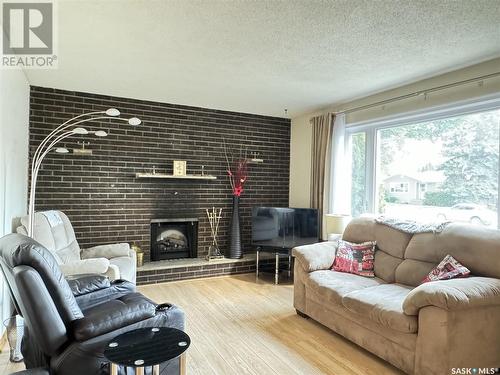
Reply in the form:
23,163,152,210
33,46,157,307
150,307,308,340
29,86,290,261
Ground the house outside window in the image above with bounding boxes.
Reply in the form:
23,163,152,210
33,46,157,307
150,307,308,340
346,100,500,229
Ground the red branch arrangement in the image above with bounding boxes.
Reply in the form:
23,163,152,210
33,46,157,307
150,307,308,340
223,139,248,197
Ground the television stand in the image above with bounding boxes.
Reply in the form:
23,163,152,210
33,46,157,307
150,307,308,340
255,247,293,285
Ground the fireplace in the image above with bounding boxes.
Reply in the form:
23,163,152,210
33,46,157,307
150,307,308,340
150,218,198,261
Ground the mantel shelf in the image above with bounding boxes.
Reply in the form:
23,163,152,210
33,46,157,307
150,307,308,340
135,173,217,180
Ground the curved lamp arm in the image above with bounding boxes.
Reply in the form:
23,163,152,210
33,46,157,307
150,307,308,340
27,112,138,236
31,111,105,173
28,131,77,236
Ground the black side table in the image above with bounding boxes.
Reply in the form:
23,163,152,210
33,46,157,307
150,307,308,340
104,327,190,375
256,247,293,285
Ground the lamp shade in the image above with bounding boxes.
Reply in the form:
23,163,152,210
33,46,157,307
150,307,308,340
72,127,88,135
94,130,108,137
105,108,120,117
128,117,141,126
325,214,351,235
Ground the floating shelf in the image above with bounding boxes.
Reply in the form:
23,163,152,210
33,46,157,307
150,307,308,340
135,173,217,180
247,158,264,164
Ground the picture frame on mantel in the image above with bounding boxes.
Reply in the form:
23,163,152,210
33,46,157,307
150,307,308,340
173,160,187,176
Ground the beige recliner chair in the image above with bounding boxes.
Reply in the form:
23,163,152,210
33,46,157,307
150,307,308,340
17,210,136,283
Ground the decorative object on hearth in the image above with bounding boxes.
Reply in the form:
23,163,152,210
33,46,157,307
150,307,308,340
247,151,264,164
173,160,187,176
3,315,24,362
206,207,223,260
223,139,249,259
28,108,142,236
131,244,144,268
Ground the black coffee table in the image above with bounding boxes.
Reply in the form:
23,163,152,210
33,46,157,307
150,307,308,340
104,327,190,375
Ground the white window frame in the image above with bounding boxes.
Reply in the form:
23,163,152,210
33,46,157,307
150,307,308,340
345,94,500,227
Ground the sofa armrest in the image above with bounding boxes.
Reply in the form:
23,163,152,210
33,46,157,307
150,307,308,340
59,258,110,276
81,243,131,259
66,275,111,297
292,241,337,273
403,277,500,315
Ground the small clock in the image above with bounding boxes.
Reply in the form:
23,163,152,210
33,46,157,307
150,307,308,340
173,160,187,176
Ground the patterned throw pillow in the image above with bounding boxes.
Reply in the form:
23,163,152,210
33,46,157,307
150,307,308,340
331,240,376,277
421,254,470,284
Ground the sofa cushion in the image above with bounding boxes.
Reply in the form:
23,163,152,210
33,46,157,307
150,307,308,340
343,216,412,259
73,292,156,341
403,223,500,279
20,211,81,264
343,217,409,282
395,259,437,287
373,251,402,283
342,284,418,334
306,270,385,305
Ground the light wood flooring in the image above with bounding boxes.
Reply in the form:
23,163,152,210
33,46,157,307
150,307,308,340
1,273,403,375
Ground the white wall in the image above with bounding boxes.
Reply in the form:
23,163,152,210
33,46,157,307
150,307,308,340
0,26,30,334
289,57,500,208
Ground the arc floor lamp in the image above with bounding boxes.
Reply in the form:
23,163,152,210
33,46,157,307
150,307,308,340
28,108,141,236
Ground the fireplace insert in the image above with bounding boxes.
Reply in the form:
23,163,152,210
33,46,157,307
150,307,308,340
150,218,198,261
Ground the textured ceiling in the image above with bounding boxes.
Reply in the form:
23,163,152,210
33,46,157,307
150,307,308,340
23,0,500,117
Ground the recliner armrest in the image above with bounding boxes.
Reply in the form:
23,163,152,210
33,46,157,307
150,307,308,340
72,293,156,341
82,243,131,259
59,258,110,276
292,242,338,273
403,276,500,315
67,275,111,297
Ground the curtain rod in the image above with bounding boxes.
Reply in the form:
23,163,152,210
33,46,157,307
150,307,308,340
332,71,500,116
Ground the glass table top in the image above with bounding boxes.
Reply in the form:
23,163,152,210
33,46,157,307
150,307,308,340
104,327,190,367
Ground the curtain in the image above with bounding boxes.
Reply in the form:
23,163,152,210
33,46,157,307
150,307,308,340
310,113,334,239
330,113,350,215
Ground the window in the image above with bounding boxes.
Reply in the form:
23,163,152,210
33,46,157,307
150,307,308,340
347,104,500,229
389,182,409,193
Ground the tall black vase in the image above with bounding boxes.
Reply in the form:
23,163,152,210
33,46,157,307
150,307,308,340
228,195,242,259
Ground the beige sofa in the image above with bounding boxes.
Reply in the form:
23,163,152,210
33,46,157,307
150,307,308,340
293,216,500,375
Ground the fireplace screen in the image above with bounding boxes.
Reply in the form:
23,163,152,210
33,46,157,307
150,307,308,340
157,229,188,252
151,219,198,261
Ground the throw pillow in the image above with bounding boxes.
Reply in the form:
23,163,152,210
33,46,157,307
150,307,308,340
331,240,376,277
421,254,470,284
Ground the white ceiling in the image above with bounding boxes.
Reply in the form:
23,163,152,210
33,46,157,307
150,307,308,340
24,0,500,117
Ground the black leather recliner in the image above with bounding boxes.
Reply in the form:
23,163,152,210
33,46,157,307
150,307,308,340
0,234,185,375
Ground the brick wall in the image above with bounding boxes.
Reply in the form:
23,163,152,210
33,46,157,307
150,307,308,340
29,86,290,260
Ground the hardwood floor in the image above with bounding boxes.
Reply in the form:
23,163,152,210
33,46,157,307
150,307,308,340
0,273,403,375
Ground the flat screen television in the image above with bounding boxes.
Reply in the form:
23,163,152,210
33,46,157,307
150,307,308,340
251,207,319,249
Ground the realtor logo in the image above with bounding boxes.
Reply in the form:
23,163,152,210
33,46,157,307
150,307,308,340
2,1,57,68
